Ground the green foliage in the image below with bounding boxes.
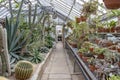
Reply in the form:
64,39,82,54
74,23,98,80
45,35,55,48
82,0,98,17
0,0,4,3
39,47,49,53
108,75,120,80
5,0,27,64
109,20,117,27
30,49,43,64
5,17,27,63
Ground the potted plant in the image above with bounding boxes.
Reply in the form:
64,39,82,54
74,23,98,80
80,16,87,22
78,48,86,58
67,21,73,29
94,48,106,59
103,0,120,9
82,0,98,17
108,20,117,32
88,58,97,72
75,17,81,23
108,75,120,80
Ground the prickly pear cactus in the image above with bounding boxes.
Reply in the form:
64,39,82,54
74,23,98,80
15,61,33,80
0,25,11,76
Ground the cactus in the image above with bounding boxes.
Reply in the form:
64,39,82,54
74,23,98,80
0,25,11,76
0,76,9,80
15,61,33,80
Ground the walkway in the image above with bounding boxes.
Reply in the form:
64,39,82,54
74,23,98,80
40,42,85,80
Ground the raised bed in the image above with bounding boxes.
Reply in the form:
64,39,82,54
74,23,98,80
9,48,53,80
65,41,97,80
30,48,53,80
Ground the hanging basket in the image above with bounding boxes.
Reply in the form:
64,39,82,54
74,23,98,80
103,0,120,9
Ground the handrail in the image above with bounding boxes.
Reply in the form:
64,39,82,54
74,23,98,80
65,41,98,80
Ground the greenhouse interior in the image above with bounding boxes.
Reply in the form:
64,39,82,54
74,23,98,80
1,0,120,80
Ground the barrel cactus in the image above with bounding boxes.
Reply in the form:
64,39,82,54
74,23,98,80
15,61,33,80
0,76,9,80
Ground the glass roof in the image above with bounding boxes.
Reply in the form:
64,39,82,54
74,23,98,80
0,0,118,22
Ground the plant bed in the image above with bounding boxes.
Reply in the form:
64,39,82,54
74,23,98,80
8,48,53,80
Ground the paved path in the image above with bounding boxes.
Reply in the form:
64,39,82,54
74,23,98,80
41,42,85,80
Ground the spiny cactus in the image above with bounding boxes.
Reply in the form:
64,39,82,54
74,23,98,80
0,25,11,76
0,76,9,80
15,61,33,80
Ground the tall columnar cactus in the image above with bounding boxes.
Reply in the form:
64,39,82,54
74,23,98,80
0,25,11,76
15,61,33,80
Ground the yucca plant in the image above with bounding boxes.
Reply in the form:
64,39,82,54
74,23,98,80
15,61,33,80
5,0,27,64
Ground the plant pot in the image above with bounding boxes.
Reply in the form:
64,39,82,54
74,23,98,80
89,47,94,52
80,16,87,22
97,54,104,59
78,52,83,58
69,41,77,48
115,26,120,33
105,28,110,33
117,48,120,53
98,27,104,32
110,27,115,33
95,39,100,44
82,56,90,62
76,17,81,23
89,65,97,72
103,0,120,9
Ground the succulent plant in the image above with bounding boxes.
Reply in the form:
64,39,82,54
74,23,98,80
0,26,11,76
15,61,33,80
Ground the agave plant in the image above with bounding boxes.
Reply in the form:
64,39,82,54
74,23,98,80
30,49,43,64
5,0,27,64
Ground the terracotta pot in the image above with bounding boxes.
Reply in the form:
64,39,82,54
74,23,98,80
105,28,110,33
78,52,83,58
95,39,100,44
115,26,120,33
82,56,90,62
109,45,116,50
69,41,77,48
76,17,81,23
117,48,120,53
97,54,104,59
80,16,87,22
98,27,105,33
103,0,120,9
89,65,97,72
110,27,115,33
89,47,94,52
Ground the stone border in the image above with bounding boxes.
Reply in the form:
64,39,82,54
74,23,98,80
30,48,53,80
